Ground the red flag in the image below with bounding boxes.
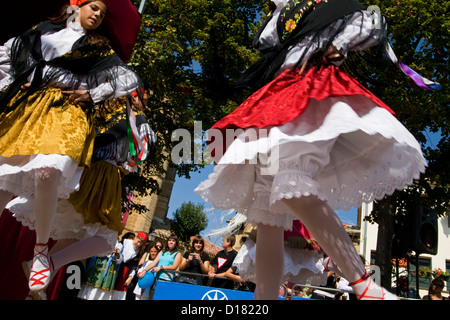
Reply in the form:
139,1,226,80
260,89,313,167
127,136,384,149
103,0,142,62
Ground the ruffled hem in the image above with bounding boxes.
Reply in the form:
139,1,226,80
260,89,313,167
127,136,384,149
7,196,118,250
195,95,426,227
233,239,327,286
0,154,83,199
77,285,117,300
270,137,426,211
77,285,134,300
247,193,294,230
77,286,108,300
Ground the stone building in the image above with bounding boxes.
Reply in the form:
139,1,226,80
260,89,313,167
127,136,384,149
121,162,177,241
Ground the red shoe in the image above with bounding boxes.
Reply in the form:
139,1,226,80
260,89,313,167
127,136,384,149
28,242,54,293
349,271,398,300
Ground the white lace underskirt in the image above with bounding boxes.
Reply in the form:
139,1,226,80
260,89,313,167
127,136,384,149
77,285,126,300
195,95,427,229
233,238,327,286
7,196,118,250
0,154,83,199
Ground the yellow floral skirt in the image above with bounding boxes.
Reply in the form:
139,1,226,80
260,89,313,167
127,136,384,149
68,160,124,233
0,86,94,164
0,87,95,197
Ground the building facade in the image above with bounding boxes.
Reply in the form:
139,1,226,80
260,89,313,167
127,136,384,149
121,162,177,240
359,202,450,298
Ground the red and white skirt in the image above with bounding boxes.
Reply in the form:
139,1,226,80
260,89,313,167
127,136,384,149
195,65,426,230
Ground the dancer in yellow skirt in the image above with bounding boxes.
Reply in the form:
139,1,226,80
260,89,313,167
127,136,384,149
8,89,156,299
0,0,143,294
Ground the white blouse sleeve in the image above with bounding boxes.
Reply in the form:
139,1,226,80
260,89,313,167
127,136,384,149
331,9,386,55
38,23,139,104
87,66,140,104
280,9,386,73
0,37,15,91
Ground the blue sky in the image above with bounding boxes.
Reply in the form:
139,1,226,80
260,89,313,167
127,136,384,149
167,164,358,246
166,129,443,246
166,164,227,245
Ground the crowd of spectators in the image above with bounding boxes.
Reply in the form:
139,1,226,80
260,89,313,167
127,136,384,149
59,231,255,300
58,231,448,301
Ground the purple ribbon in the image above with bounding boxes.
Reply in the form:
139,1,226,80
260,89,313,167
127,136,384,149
399,61,441,91
385,43,441,91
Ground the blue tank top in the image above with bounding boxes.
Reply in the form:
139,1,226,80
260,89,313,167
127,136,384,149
158,251,179,281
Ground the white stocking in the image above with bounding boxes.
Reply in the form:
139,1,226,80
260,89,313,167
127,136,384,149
254,223,285,300
51,236,112,272
34,168,60,244
26,168,61,292
281,196,366,284
49,239,78,256
0,190,13,217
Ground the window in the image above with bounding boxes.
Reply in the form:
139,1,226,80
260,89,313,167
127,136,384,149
370,251,376,265
410,257,432,290
446,260,450,292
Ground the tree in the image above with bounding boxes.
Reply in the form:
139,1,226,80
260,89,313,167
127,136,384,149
170,201,208,243
355,0,449,288
122,0,268,215
130,0,267,173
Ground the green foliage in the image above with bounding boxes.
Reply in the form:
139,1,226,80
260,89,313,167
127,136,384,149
170,201,208,242
355,0,449,287
124,0,449,226
123,0,268,214
356,0,450,220
130,0,267,172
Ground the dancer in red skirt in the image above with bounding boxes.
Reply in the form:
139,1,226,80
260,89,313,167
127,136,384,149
196,0,437,300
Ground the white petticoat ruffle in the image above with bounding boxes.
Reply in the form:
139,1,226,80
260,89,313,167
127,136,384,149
195,95,427,229
0,154,83,199
7,196,118,250
77,285,128,300
233,238,327,286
